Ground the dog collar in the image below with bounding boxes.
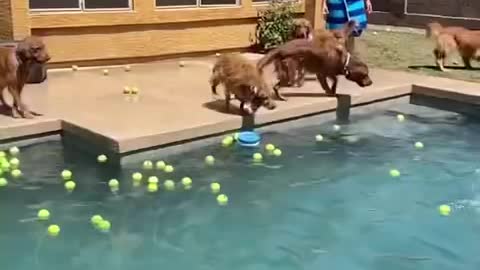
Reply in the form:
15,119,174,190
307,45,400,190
343,52,351,75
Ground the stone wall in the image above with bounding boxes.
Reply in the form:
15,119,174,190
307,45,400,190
0,0,13,40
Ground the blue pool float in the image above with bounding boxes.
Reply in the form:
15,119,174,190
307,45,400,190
237,131,261,147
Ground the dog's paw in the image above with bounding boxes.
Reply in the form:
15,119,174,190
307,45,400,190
23,111,35,119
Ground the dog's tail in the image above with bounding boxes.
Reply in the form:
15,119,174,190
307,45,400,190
209,61,221,95
257,48,282,72
426,22,443,39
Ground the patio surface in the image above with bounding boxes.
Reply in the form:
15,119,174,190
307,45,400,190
0,53,479,154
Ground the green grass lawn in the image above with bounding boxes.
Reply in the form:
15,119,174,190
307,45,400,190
356,30,480,83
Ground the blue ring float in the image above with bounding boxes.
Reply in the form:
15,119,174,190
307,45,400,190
237,131,261,147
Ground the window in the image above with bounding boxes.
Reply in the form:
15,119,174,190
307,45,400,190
30,0,131,11
155,0,238,8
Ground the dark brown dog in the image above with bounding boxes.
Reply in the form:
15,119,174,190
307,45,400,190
210,53,276,115
0,36,50,118
293,18,313,40
257,38,372,96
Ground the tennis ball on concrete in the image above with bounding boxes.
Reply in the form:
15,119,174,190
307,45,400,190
253,153,263,162
333,125,341,132
9,158,19,169
97,154,107,163
181,177,192,187
414,142,424,149
389,169,400,178
108,179,119,189
164,180,175,191
147,183,158,192
47,224,60,237
148,176,159,184
103,69,109,76
11,169,22,178
210,182,221,194
61,170,72,180
64,181,76,191
179,61,185,67
124,65,131,72
222,136,234,147
273,149,282,157
143,160,153,170
91,215,103,226
438,204,451,216
164,165,174,173
205,155,215,165
132,172,142,182
215,53,221,57
156,161,166,170
9,146,19,156
72,65,78,71
131,87,139,95
265,144,275,152
0,177,7,187
37,209,50,221
315,134,324,142
397,114,405,122
217,194,228,206
123,86,131,94
98,220,111,232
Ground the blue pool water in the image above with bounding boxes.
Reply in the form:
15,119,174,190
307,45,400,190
1,102,480,270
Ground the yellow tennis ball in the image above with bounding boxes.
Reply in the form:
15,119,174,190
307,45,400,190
0,177,7,187
273,149,282,157
97,154,107,163
253,153,263,162
143,160,153,170
103,69,109,75
65,181,76,191
37,209,50,221
9,158,19,169
123,86,131,94
397,114,405,122
124,65,131,72
439,204,451,216
181,177,192,187
132,172,142,182
222,136,234,147
9,146,19,156
131,87,139,95
156,160,166,170
98,220,111,232
210,182,221,194
333,124,341,131
390,169,400,178
265,144,275,152
215,53,221,57
164,180,175,191
147,183,158,192
315,134,324,142
414,142,424,149
72,65,78,71
11,169,22,178
0,160,9,172
217,194,228,206
90,215,103,226
108,179,119,189
234,133,239,141
179,61,185,67
205,155,215,165
47,224,60,237
148,176,159,184
164,165,174,173
61,170,72,180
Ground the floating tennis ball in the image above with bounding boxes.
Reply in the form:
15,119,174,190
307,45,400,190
132,172,142,182
265,144,275,152
148,176,159,184
397,114,405,122
273,149,282,157
164,180,175,191
11,169,22,178
389,169,400,178
333,124,341,131
253,153,263,162
179,61,185,67
156,161,166,170
108,179,119,189
124,65,131,72
37,209,50,221
143,160,153,170
181,177,192,187
222,136,234,147
72,65,78,71
91,215,103,226
61,170,72,180
9,146,19,156
205,155,215,165
414,142,424,149
98,220,111,232
315,134,324,142
47,224,60,237
210,182,220,194
1,161,10,172
97,154,107,163
103,69,109,75
438,204,451,216
64,181,76,191
131,87,139,95
9,158,19,169
147,183,158,192
123,86,131,94
0,177,7,187
164,165,174,173
217,194,228,206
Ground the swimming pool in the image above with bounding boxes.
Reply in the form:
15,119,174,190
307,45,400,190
1,100,480,270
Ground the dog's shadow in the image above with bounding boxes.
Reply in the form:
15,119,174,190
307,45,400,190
282,92,331,98
408,65,480,71
203,100,244,116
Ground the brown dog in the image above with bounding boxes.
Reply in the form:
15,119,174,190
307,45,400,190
0,36,50,118
257,38,372,97
210,53,276,115
293,18,313,40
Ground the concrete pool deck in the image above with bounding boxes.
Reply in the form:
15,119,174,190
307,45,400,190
0,53,479,154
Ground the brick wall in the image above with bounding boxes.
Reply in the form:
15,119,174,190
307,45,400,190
0,0,13,40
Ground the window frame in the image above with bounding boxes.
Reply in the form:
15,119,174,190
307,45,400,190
155,0,240,9
29,0,133,12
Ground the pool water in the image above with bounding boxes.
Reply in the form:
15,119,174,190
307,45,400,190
1,102,480,270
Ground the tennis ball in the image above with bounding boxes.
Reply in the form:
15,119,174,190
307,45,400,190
98,220,111,232
131,87,139,95
124,65,131,72
217,194,228,206
179,61,185,67
11,169,22,178
234,133,239,141
123,86,131,94
438,204,451,216
1,161,9,172
181,177,192,187
132,172,142,182
37,209,50,221
273,149,282,157
103,69,109,75
108,179,119,189
156,160,166,170
64,181,76,191
210,182,221,194
9,158,19,169
72,65,78,71
333,124,341,131
389,169,400,178
215,53,221,57
397,114,405,122
97,154,107,163
91,215,103,226
47,224,60,237
143,160,153,170
222,136,234,147
147,183,158,192
315,134,324,142
0,177,7,187
414,142,424,149
164,180,175,191
61,170,72,180
253,153,263,162
0,151,5,158
148,176,159,184
205,155,215,165
9,146,19,156
164,165,174,173
265,144,275,152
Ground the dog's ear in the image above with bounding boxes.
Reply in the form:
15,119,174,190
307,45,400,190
16,39,32,61
343,20,357,36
